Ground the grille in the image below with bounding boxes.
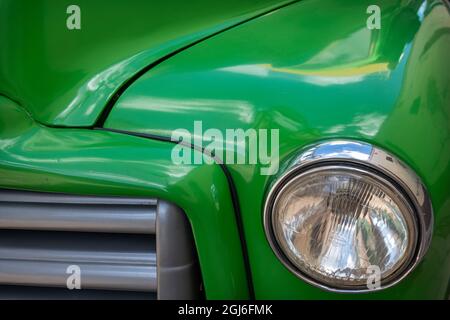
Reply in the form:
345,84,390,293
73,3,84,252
0,189,201,299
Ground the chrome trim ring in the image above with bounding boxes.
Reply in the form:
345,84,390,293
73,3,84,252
263,140,434,293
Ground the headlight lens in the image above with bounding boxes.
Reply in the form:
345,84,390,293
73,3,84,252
264,140,433,292
271,166,417,289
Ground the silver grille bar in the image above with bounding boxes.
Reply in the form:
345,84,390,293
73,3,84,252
0,191,156,234
0,260,156,292
0,230,156,292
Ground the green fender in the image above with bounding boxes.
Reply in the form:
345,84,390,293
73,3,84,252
0,95,250,299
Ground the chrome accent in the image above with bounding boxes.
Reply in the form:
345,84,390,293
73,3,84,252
0,231,157,292
0,190,156,234
263,140,434,293
0,189,157,206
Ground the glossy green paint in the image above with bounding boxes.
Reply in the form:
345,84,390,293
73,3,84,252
0,0,292,127
0,95,250,299
105,0,450,298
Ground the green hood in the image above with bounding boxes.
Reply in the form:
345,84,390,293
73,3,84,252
0,0,289,126
104,0,430,140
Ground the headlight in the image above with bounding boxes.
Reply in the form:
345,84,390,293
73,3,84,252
264,140,433,292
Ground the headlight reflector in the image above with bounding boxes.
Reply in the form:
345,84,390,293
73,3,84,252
272,166,417,289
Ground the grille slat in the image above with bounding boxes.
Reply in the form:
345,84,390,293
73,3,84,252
0,260,157,292
0,189,157,206
0,201,156,234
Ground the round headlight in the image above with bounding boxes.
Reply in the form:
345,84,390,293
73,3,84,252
264,141,433,292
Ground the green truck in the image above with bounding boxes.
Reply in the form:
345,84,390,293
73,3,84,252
0,0,449,299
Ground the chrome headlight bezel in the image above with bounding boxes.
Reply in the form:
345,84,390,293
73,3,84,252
263,140,433,293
